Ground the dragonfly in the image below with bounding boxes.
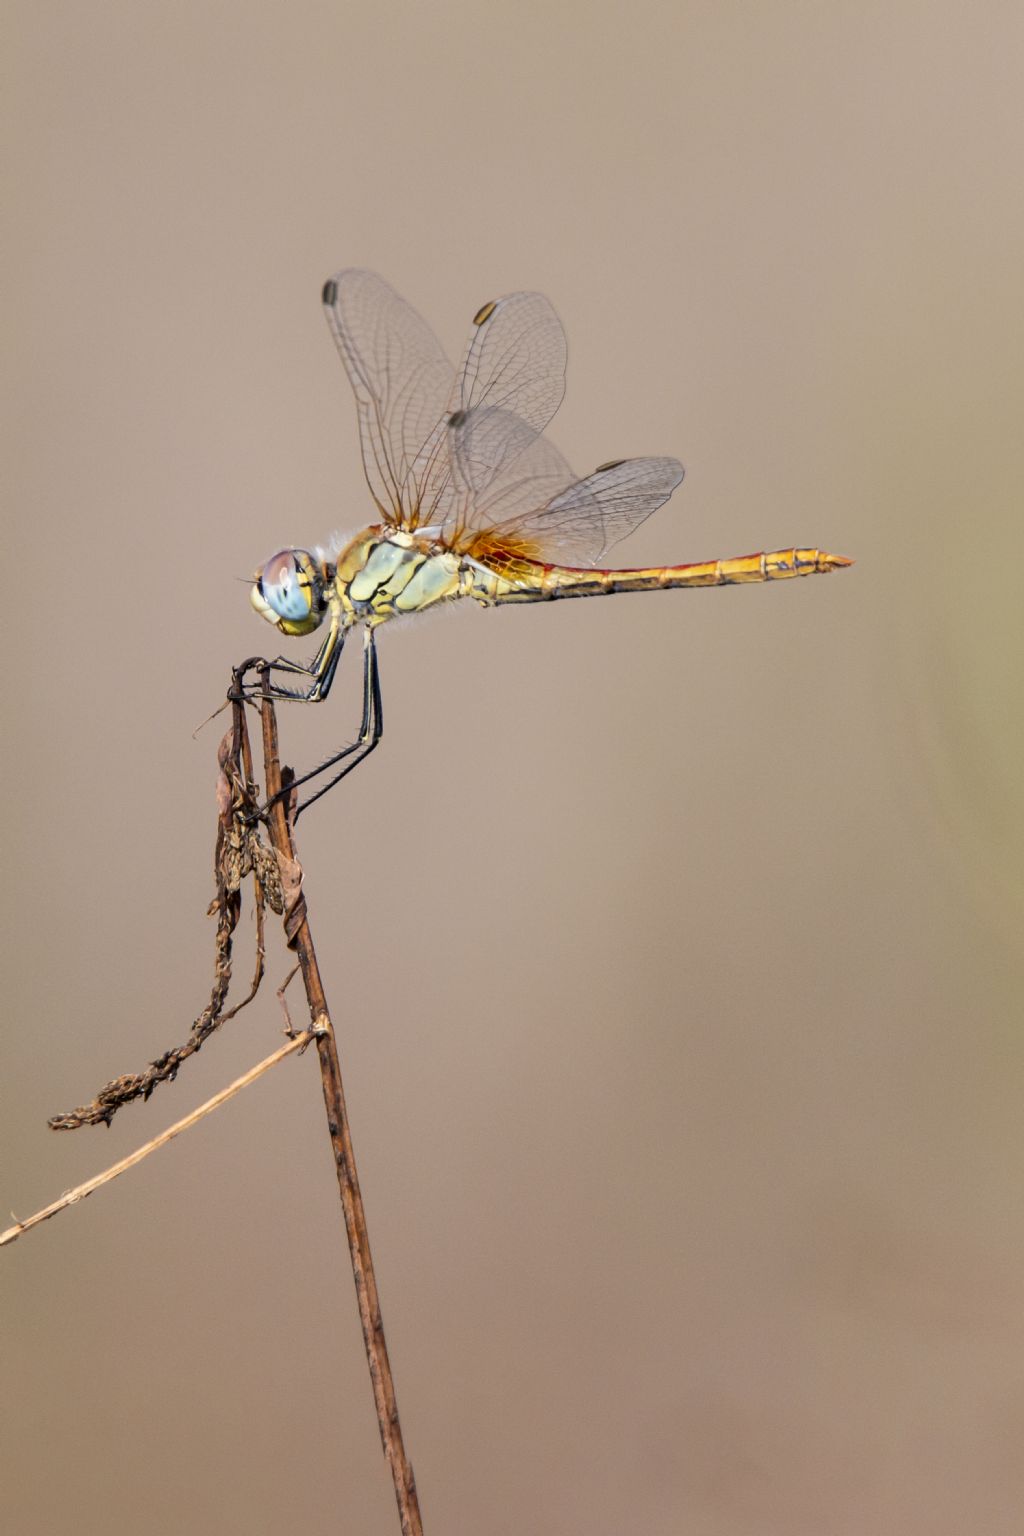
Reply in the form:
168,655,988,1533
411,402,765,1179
249,269,851,816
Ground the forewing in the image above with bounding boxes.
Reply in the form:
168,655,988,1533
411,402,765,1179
322,270,455,527
454,291,567,440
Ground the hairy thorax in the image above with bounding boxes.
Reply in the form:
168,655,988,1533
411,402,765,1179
332,528,466,625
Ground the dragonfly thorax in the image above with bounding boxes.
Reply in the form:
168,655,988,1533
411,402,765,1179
333,529,463,624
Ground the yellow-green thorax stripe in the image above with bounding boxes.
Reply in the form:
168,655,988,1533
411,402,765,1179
333,532,462,623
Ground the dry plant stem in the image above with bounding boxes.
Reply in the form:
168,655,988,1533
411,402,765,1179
258,672,423,1536
2,1032,317,1247
48,692,277,1130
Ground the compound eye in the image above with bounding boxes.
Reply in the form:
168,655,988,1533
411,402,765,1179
260,549,313,623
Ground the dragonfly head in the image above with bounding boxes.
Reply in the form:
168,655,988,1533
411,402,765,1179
251,548,328,636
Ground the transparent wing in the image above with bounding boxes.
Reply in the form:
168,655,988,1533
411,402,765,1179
444,407,576,553
446,406,684,567
322,270,455,526
322,272,568,530
454,291,567,436
534,455,685,563
423,291,567,519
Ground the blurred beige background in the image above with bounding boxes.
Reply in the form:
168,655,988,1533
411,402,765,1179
3,4,1022,1533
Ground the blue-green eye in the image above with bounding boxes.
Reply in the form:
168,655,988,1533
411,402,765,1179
260,549,312,621
251,548,325,635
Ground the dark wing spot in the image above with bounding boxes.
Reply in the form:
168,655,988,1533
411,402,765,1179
448,409,467,428
322,278,338,306
472,300,497,326
595,459,626,473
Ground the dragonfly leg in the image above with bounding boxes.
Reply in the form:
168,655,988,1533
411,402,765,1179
293,629,383,821
236,622,345,703
262,628,383,822
235,663,317,703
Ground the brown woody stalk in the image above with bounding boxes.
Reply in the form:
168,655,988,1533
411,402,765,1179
257,668,423,1536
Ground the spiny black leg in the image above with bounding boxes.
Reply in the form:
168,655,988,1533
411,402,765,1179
239,630,345,704
311,636,344,702
234,658,313,702
293,633,383,821
252,628,378,822
269,654,313,675
271,630,373,800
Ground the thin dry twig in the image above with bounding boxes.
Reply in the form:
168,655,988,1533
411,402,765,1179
48,680,279,1129
20,657,423,1534
2,1030,318,1247
257,665,424,1536
276,962,302,1035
